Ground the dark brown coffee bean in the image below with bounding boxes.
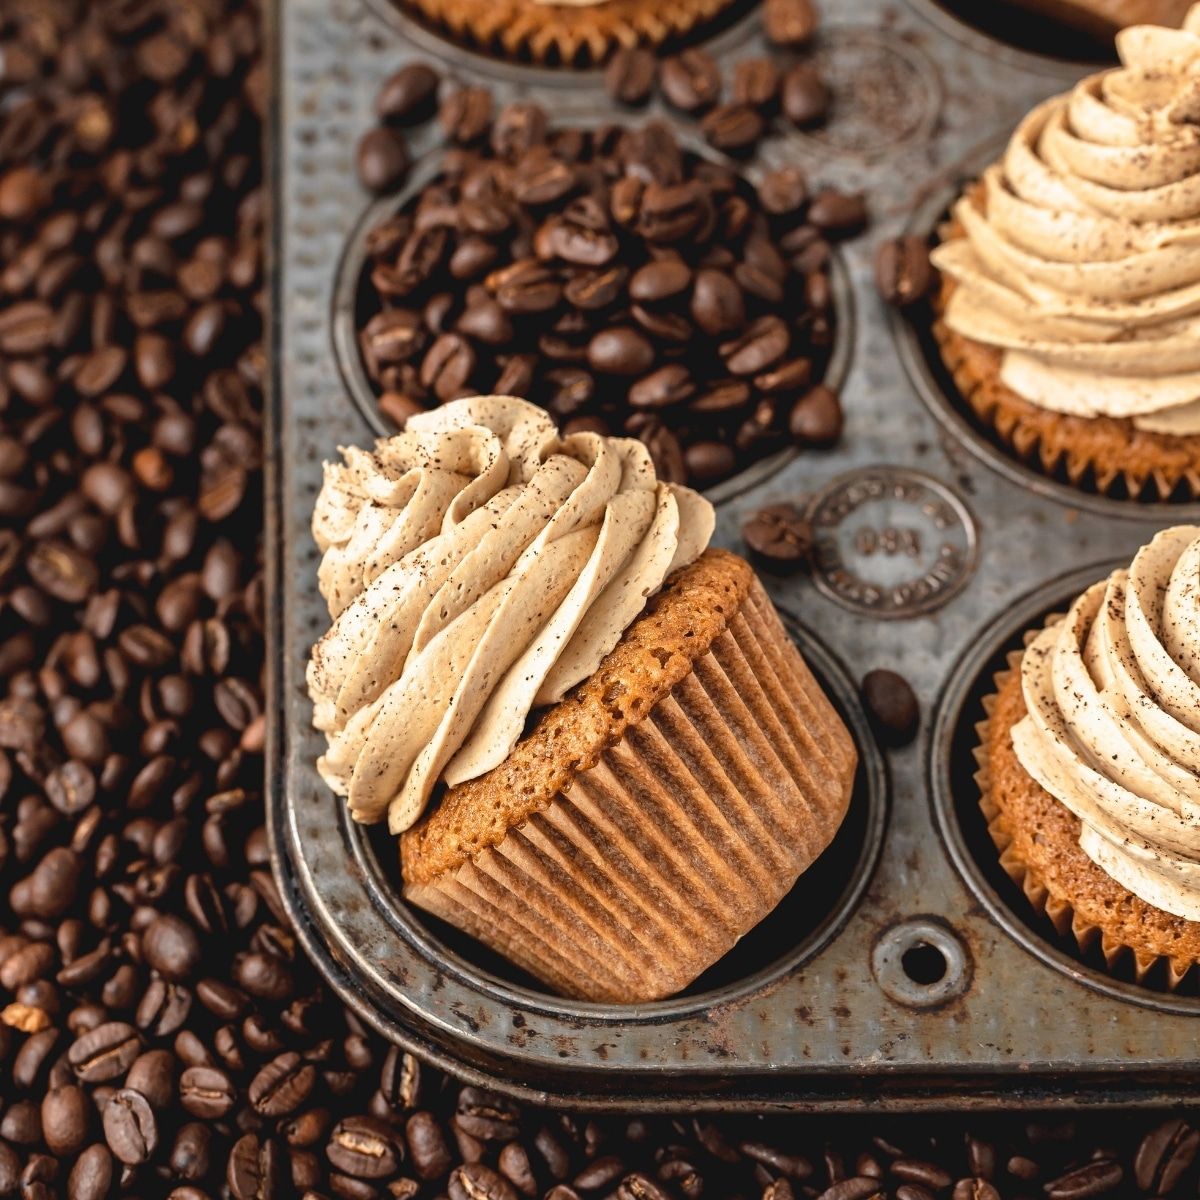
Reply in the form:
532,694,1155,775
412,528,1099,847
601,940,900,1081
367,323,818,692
142,913,202,981
721,315,789,375
1135,1119,1199,1194
250,1051,317,1117
733,58,781,108
102,1088,157,1166
860,669,919,746
606,48,657,106
809,189,868,235
661,50,722,113
691,270,745,337
67,1143,113,1200
817,1180,883,1200
440,87,492,145
357,127,410,194
228,1132,283,1200
450,1162,519,1200
1044,1161,1123,1200
759,167,808,216
325,1116,403,1180
125,1049,175,1109
742,503,812,570
180,1064,237,1119
701,104,765,156
69,1022,141,1083
684,441,737,486
782,63,830,127
875,235,934,308
951,1181,999,1200
765,0,818,46
376,64,441,125
587,328,654,376
789,384,842,446
41,1085,89,1157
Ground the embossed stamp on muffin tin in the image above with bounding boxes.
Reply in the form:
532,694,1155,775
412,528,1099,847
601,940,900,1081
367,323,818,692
272,0,1200,1112
807,466,978,618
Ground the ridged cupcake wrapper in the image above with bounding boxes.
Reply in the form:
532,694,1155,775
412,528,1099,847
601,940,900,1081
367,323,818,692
975,641,1198,993
405,578,856,1003
399,0,738,65
934,320,1200,504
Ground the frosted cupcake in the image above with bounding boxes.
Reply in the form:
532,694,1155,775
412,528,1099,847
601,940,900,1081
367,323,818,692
930,7,1200,500
309,396,857,1002
977,526,1200,987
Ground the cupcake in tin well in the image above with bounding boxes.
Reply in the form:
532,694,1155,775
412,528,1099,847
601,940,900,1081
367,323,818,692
930,7,1200,501
308,396,857,1003
397,0,742,66
995,1,1192,40
977,526,1200,988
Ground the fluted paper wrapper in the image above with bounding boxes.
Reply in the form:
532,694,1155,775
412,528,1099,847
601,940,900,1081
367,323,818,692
405,579,856,1004
399,0,735,66
976,637,1200,993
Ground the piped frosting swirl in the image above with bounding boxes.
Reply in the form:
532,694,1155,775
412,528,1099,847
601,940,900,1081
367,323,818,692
1013,526,1200,919
308,395,714,833
932,5,1200,435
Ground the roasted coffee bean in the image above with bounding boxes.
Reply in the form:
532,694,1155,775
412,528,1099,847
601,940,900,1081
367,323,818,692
733,58,781,108
67,1143,113,1200
817,1179,883,1200
765,0,819,45
742,504,813,571
701,103,765,156
722,315,789,375
759,167,808,217
357,128,410,194
606,48,657,106
1135,1119,1199,1194
125,1048,175,1109
326,1116,403,1180
69,1022,140,1083
587,328,654,376
789,384,843,446
450,1162,520,1200
809,189,868,235
782,63,830,127
1044,1161,1123,1200
180,1064,238,1119
142,913,202,981
875,235,935,307
376,64,441,125
861,669,919,747
41,1085,89,1157
440,87,493,144
951,1180,999,1200
228,1132,284,1200
692,270,746,336
250,1050,317,1116
102,1088,157,1166
661,50,722,113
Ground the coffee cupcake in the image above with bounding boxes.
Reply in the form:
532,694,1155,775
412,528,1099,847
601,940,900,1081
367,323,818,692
977,526,1200,988
398,0,739,66
997,1,1192,39
309,396,857,1002
930,7,1200,501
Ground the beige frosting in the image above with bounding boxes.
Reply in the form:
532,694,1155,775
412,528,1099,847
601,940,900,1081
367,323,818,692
931,5,1200,434
308,396,715,833
1013,526,1200,919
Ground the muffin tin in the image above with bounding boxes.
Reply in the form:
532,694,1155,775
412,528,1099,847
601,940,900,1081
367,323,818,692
267,0,1200,1109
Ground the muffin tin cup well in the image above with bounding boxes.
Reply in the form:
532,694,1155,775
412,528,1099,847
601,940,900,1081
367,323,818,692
275,0,1200,1110
929,562,1200,1017
331,133,856,506
890,139,1200,523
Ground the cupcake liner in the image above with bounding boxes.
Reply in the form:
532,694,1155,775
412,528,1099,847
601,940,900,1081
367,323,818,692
931,205,1200,503
398,0,742,65
974,633,1200,992
404,576,857,1003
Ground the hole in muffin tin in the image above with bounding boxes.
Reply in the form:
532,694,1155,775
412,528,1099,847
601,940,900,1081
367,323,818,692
340,613,887,1016
872,918,970,1008
902,940,947,985
930,562,1200,1016
360,0,761,73
332,129,855,507
905,0,1115,73
891,141,1200,522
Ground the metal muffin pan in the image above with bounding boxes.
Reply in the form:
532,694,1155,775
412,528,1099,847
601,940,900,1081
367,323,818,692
268,0,1200,1109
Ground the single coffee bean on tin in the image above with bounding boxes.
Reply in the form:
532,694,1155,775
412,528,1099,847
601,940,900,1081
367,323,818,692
376,63,441,124
789,384,843,447
605,47,657,106
875,235,935,307
861,670,919,747
765,0,818,46
783,62,831,127
660,49,722,113
742,503,813,572
356,127,410,194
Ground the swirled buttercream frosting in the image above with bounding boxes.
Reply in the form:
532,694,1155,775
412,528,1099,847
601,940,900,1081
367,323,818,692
308,396,715,833
1013,526,1200,919
931,6,1200,435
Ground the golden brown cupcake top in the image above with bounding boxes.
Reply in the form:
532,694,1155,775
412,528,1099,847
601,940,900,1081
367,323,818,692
400,547,753,886
932,5,1200,434
308,396,714,833
1014,526,1200,918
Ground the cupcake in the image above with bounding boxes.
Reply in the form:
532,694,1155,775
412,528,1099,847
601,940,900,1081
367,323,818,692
398,0,739,66
997,1,1193,39
977,526,1200,988
929,7,1200,501
309,395,857,1002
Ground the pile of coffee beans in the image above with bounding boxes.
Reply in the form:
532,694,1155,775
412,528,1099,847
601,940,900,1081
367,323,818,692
2,2,1197,1197
357,98,861,488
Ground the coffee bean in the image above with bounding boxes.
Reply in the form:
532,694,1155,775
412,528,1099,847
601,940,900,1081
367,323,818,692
376,64,441,125
861,670,919,747
67,1144,113,1200
782,63,830,127
357,127,410,194
1044,1161,1123,1200
691,270,746,337
180,1064,237,1119
759,167,808,217
1135,1119,1199,1194
408,1112,453,1179
102,1088,157,1165
440,87,493,145
722,315,789,376
733,58,781,108
701,103,765,156
41,1085,89,1156
142,913,202,981
450,1163,519,1200
587,328,654,376
765,0,818,46
606,48,657,106
228,1132,284,1200
808,189,868,235
661,50,722,113
742,504,812,571
875,236,934,308
250,1050,317,1117
326,1116,403,1179
69,1022,141,1083
817,1180,883,1200
789,384,843,446
951,1180,999,1200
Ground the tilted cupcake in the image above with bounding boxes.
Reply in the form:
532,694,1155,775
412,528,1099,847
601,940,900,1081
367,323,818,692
309,396,857,1002
977,526,1200,987
398,0,738,66
930,7,1200,500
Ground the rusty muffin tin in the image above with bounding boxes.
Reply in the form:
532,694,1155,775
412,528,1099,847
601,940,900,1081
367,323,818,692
267,0,1200,1110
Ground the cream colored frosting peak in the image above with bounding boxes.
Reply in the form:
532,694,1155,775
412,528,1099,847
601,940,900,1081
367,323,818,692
308,396,714,834
931,5,1200,435
1012,526,1200,919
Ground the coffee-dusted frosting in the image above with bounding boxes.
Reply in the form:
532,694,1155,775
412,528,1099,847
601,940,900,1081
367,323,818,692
931,6,1200,435
308,396,714,833
1013,526,1200,919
